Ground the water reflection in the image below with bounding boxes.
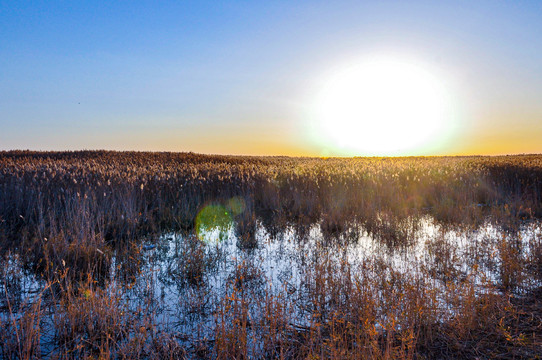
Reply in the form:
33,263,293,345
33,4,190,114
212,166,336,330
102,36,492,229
2,214,542,353
124,216,541,340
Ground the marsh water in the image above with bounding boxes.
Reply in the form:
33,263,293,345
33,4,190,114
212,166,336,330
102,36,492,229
143,217,542,330
4,213,540,354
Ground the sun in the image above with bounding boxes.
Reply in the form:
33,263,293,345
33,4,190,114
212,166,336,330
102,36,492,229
312,56,454,156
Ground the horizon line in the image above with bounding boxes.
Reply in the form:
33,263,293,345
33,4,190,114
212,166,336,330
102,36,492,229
2,148,541,159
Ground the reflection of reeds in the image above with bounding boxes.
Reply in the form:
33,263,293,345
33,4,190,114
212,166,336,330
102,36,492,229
0,289,43,359
174,235,208,286
1,151,542,357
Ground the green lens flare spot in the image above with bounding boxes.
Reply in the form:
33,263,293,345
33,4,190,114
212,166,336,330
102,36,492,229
227,196,246,216
195,204,232,243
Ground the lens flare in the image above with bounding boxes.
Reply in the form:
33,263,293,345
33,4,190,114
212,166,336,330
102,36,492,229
227,196,246,216
195,204,232,243
195,197,247,243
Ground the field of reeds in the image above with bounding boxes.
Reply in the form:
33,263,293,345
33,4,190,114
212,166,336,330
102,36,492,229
1,150,542,359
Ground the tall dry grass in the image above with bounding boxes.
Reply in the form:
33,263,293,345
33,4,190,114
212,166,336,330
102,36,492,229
1,151,542,358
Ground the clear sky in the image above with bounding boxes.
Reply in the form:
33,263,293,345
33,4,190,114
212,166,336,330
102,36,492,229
2,1,542,156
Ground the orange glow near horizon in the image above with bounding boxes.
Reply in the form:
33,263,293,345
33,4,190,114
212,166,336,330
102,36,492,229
45,114,541,157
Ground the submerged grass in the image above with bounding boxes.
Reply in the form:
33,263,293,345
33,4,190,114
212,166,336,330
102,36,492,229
0,150,542,358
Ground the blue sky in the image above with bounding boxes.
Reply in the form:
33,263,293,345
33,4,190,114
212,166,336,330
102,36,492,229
2,1,542,155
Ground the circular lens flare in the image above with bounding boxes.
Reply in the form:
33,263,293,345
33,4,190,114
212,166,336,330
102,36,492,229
195,204,232,243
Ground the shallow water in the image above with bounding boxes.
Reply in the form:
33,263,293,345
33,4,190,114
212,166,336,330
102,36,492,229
121,217,542,341
1,216,541,353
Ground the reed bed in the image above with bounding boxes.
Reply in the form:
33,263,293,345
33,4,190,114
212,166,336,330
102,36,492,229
0,150,542,359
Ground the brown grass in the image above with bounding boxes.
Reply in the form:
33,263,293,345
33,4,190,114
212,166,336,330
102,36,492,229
1,150,542,358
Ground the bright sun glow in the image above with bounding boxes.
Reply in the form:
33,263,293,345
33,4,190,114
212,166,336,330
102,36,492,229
313,56,454,156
